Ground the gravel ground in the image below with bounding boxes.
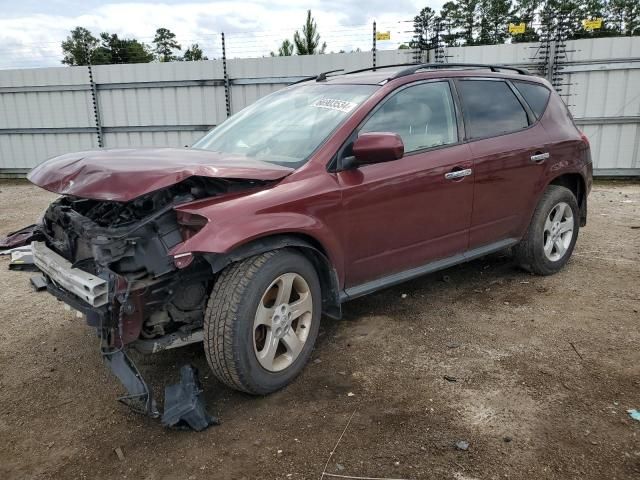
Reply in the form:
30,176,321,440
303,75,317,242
0,180,638,480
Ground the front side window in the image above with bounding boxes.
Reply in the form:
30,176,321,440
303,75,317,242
360,81,458,153
457,80,529,139
192,84,378,167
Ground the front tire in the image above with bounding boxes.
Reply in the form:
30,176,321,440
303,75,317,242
204,249,321,394
514,185,579,275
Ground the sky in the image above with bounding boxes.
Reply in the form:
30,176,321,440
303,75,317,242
0,0,445,69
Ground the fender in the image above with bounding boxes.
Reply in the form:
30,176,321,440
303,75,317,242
171,210,345,319
173,211,344,277
202,233,342,319
519,164,590,240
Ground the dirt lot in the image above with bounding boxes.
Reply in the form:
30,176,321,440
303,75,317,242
0,180,638,480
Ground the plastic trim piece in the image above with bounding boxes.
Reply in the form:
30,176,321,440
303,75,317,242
342,238,519,301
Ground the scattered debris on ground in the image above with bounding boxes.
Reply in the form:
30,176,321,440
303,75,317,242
455,441,470,451
162,365,219,431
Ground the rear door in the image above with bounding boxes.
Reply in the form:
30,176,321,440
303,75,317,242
455,78,550,248
337,81,474,288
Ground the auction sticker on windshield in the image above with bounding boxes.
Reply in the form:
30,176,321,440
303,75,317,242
311,98,358,113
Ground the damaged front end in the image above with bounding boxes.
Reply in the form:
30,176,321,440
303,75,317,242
32,176,265,418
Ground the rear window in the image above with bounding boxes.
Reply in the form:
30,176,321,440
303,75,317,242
513,81,551,119
457,80,529,139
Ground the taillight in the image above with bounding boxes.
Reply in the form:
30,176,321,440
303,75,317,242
176,211,208,240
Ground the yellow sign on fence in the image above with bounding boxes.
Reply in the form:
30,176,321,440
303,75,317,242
508,23,526,34
582,18,603,30
376,31,391,41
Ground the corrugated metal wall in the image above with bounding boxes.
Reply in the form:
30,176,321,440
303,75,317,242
0,39,638,176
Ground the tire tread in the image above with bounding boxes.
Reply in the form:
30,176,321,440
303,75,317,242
204,251,277,393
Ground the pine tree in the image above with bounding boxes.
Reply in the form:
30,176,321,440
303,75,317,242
293,10,326,55
439,2,461,46
411,7,437,52
153,28,181,62
608,0,640,35
478,0,513,45
511,0,542,42
453,0,480,45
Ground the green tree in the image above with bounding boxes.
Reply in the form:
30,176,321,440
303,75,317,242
183,43,208,61
411,7,437,52
293,10,326,55
270,39,294,56
95,33,154,64
608,0,640,35
478,0,513,45
153,27,181,62
453,0,480,45
572,0,615,38
439,1,461,46
61,27,153,65
61,27,99,65
511,0,542,42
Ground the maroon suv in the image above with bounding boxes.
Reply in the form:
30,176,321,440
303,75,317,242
28,63,592,413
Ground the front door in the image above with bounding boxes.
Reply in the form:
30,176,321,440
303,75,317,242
337,81,475,288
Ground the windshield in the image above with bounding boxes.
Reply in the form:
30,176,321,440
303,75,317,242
192,84,378,167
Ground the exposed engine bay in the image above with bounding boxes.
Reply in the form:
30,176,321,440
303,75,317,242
29,175,272,421
37,176,265,347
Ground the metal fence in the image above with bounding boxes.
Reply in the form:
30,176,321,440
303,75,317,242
0,36,638,177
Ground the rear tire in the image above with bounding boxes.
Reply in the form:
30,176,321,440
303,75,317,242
514,185,579,276
204,249,321,394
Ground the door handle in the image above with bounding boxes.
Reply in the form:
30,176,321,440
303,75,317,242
444,168,472,180
530,152,550,163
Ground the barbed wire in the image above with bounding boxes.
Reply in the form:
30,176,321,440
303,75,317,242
0,16,600,70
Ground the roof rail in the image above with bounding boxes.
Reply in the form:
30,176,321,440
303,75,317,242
288,63,529,86
390,63,530,79
316,69,344,81
288,68,346,85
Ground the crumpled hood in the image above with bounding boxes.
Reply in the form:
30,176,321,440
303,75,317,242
27,148,294,202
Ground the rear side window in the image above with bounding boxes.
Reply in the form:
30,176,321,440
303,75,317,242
513,81,551,119
457,80,529,139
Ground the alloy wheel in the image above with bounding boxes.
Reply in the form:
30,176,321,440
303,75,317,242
543,201,574,262
253,272,313,372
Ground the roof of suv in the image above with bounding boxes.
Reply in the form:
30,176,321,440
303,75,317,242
296,63,544,86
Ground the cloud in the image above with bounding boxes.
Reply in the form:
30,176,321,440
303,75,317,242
0,0,440,69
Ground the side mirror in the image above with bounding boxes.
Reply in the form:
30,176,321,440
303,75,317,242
350,132,404,166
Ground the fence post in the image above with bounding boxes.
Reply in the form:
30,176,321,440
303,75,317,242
221,32,231,118
372,21,377,71
84,42,103,148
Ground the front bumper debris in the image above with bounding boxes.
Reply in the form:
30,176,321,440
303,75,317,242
162,365,219,431
32,241,108,307
102,347,160,417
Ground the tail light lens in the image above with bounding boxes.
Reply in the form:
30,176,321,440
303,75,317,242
176,211,208,241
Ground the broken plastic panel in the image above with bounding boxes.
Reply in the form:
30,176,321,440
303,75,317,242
162,365,219,431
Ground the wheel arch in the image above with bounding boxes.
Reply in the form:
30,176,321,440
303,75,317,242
548,172,587,226
203,233,342,319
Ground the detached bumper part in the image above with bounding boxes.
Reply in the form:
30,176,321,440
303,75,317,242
102,348,160,418
162,365,219,431
32,241,108,307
